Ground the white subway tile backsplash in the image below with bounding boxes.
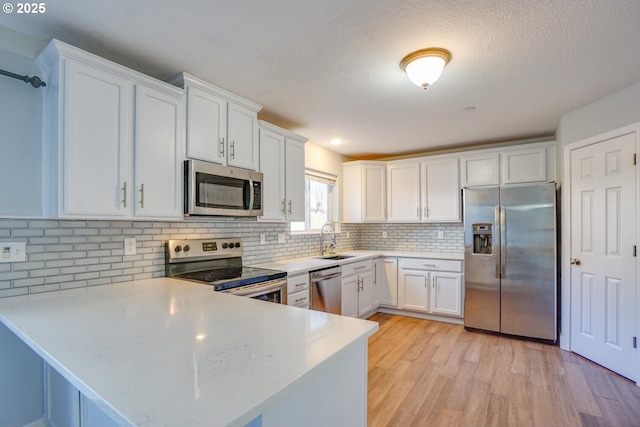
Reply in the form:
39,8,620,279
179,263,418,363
0,219,462,297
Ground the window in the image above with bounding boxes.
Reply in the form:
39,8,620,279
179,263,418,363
291,171,337,232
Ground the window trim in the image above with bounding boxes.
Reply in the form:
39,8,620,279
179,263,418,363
290,170,339,234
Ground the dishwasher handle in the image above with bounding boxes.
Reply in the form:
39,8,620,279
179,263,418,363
311,272,342,282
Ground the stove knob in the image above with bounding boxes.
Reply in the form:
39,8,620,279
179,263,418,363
222,243,228,249
183,245,190,252
174,245,182,253
234,242,241,248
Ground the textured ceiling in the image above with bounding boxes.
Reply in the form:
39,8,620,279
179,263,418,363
2,0,640,157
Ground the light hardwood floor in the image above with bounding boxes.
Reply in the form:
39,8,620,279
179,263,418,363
367,313,640,427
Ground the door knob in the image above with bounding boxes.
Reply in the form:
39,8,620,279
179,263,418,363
570,258,581,265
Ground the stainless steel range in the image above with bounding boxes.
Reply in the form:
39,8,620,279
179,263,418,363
166,238,287,304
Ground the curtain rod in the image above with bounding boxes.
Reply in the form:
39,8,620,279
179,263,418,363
0,68,46,88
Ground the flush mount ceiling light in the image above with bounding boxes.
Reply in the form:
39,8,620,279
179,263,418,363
400,47,452,90
329,138,344,145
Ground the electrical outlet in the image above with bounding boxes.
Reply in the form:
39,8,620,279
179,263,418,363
124,238,137,256
382,231,387,239
260,234,266,245
346,231,350,239
277,234,285,244
437,231,445,239
0,242,26,263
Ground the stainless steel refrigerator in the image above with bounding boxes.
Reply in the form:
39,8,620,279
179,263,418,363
463,183,557,341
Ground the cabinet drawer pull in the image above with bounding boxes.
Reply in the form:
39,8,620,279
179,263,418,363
354,265,367,270
294,283,306,288
122,182,127,208
423,264,437,267
295,297,306,303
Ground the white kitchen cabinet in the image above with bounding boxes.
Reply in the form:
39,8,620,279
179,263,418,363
134,84,183,218
258,121,308,221
341,275,359,318
501,145,549,184
287,274,310,309
342,161,386,222
37,40,184,219
430,272,463,317
168,72,262,171
462,141,556,187
461,152,500,187
387,161,421,221
342,259,374,318
374,258,398,307
422,156,461,222
398,258,463,317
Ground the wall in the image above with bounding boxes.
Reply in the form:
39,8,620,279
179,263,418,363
0,28,46,217
557,81,640,146
356,223,464,252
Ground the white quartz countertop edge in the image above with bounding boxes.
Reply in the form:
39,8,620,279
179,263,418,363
0,278,378,427
252,250,464,275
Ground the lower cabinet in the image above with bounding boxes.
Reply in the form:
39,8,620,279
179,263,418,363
341,260,373,317
46,365,121,427
374,258,398,307
398,258,464,318
287,274,310,309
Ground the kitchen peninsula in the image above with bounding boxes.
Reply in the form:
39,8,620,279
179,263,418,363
0,278,378,427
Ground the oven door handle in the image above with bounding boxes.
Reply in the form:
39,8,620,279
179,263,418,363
225,279,287,297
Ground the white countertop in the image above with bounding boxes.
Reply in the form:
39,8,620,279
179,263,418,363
253,250,464,275
0,278,378,427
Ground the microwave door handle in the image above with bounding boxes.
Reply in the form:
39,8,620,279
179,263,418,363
248,179,255,211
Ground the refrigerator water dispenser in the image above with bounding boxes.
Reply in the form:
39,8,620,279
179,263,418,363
472,223,492,254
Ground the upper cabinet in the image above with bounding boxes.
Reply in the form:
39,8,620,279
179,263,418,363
37,40,184,219
168,73,262,171
386,155,460,223
386,162,421,221
422,156,460,222
462,142,556,187
258,121,307,222
342,161,386,222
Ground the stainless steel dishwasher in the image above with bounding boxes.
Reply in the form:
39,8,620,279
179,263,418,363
310,266,342,314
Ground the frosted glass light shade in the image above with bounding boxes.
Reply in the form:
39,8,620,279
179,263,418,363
400,48,452,90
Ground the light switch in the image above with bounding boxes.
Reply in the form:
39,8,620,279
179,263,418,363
382,231,387,239
437,231,445,239
0,242,26,263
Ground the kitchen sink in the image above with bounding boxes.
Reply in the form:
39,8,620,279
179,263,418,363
315,255,355,260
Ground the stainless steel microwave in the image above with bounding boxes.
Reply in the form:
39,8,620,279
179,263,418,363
184,160,263,217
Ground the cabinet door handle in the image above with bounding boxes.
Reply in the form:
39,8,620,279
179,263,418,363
432,277,435,288
424,276,427,288
281,199,286,213
231,141,235,159
288,200,292,215
122,182,127,208
424,207,428,217
139,183,144,208
417,207,420,218
220,137,225,157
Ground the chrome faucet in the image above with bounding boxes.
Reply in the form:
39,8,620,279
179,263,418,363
320,222,336,256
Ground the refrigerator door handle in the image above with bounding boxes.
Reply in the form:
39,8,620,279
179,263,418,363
495,206,501,279
500,206,506,279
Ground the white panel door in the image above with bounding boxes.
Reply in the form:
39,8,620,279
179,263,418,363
375,258,398,307
400,270,429,312
461,153,500,187
341,276,359,318
227,102,258,170
259,129,285,221
63,60,133,216
357,271,374,316
363,164,386,221
134,85,183,218
185,85,226,164
430,272,463,317
284,140,306,221
387,162,420,221
570,132,636,380
422,157,460,222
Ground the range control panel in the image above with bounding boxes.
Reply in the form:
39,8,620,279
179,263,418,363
167,238,243,262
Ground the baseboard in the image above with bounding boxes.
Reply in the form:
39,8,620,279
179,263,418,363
375,307,464,325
